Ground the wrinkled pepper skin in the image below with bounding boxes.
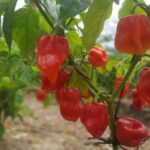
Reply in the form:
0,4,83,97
56,88,82,122
114,76,129,97
116,117,149,147
80,102,109,138
137,67,150,105
115,15,150,55
132,90,145,111
35,89,46,102
41,69,70,93
36,35,69,83
88,46,108,67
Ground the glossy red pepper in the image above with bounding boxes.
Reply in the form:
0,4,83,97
41,69,70,92
116,117,149,147
115,15,150,55
56,88,82,122
132,90,145,111
114,76,129,97
80,102,109,138
35,89,46,102
36,35,69,83
88,46,108,67
137,67,150,105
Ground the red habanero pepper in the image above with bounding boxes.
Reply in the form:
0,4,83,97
80,102,109,138
41,69,70,93
115,15,150,55
132,90,145,111
36,35,69,83
56,88,82,122
35,89,46,102
88,46,108,67
114,76,129,97
116,117,149,147
137,67,150,105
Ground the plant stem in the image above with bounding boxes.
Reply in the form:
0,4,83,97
106,100,118,150
68,55,98,94
108,55,141,150
90,67,94,81
69,55,119,150
111,55,141,101
132,0,148,13
35,0,54,29
115,88,124,120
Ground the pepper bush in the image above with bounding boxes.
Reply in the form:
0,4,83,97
0,0,150,149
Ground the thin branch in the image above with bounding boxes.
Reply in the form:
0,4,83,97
90,67,94,81
35,1,54,29
132,1,148,14
112,55,141,101
115,88,124,120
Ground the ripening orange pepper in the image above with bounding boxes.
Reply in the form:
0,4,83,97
115,15,150,55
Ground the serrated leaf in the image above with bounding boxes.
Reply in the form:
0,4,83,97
3,0,17,50
119,0,146,18
0,123,4,140
83,0,113,50
56,0,91,22
13,7,39,59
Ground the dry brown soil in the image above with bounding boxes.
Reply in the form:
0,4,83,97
0,93,150,150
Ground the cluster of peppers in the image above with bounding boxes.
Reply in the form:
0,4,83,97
35,14,150,149
36,36,109,139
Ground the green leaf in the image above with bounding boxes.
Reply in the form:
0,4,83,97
3,0,17,50
0,0,10,3
0,38,9,51
68,71,89,96
36,10,52,34
113,0,119,4
83,0,113,50
0,122,4,140
97,68,117,94
13,7,39,58
43,94,54,108
17,64,33,85
56,0,91,22
66,31,82,56
43,0,59,21
119,0,146,18
0,0,10,15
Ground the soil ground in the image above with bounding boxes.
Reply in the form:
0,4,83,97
0,93,150,150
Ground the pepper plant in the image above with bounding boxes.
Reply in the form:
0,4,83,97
0,0,150,150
